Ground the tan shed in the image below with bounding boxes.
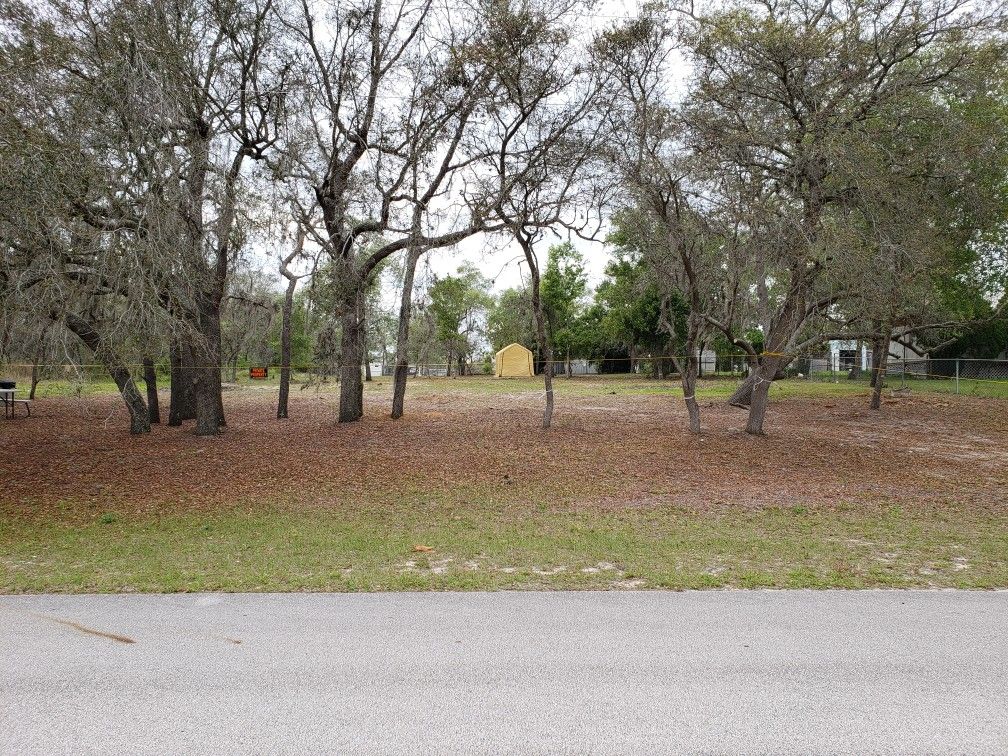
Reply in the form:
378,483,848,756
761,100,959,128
495,343,534,377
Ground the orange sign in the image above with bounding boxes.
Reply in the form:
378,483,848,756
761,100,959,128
249,367,269,379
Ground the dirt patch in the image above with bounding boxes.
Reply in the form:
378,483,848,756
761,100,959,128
1,383,1006,518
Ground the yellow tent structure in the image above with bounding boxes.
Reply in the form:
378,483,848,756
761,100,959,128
495,343,534,377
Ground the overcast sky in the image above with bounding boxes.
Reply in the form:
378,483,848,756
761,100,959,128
430,223,609,293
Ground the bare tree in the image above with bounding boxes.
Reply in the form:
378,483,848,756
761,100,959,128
281,0,507,423
598,14,723,433
481,0,612,428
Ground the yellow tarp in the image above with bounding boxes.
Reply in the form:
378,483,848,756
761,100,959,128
495,343,534,377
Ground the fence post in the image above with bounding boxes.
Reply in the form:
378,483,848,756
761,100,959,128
955,359,960,395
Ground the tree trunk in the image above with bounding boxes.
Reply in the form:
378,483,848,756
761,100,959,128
191,301,225,436
870,335,890,410
566,351,572,379
870,343,881,389
168,339,196,426
728,371,758,408
676,321,703,432
193,375,218,435
278,275,296,420
674,349,701,435
363,326,372,383
683,381,700,433
142,356,161,424
525,249,554,429
64,313,149,435
745,375,772,434
0,319,11,361
337,291,365,423
29,322,49,399
744,358,783,435
849,339,864,379
29,359,40,400
176,128,228,436
660,342,674,379
391,248,423,419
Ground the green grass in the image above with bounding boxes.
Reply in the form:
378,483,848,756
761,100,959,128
28,379,120,398
3,497,1006,592
381,373,1008,401
395,374,876,401
17,371,1008,401
850,375,1008,399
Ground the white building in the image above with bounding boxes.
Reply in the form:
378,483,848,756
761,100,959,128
698,349,718,374
824,332,929,376
826,340,870,372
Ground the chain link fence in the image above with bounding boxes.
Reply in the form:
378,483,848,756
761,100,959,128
2,353,1007,399
793,355,1008,397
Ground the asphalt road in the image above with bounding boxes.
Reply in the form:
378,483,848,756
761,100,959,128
1,591,1006,754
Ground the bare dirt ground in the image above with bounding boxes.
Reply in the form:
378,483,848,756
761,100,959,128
2,378,1006,517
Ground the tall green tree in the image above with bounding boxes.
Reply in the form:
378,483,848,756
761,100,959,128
593,217,690,379
487,287,536,354
428,264,491,376
540,242,588,376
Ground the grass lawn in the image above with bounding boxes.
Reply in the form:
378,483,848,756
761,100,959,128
21,369,1008,400
2,376,1006,593
3,498,1006,593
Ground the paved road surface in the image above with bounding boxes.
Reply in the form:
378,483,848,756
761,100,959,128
2,591,1006,754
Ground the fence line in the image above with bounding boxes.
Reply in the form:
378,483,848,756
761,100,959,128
3,353,1008,395
2,354,1008,372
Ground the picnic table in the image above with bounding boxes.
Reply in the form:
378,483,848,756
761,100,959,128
0,387,31,418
